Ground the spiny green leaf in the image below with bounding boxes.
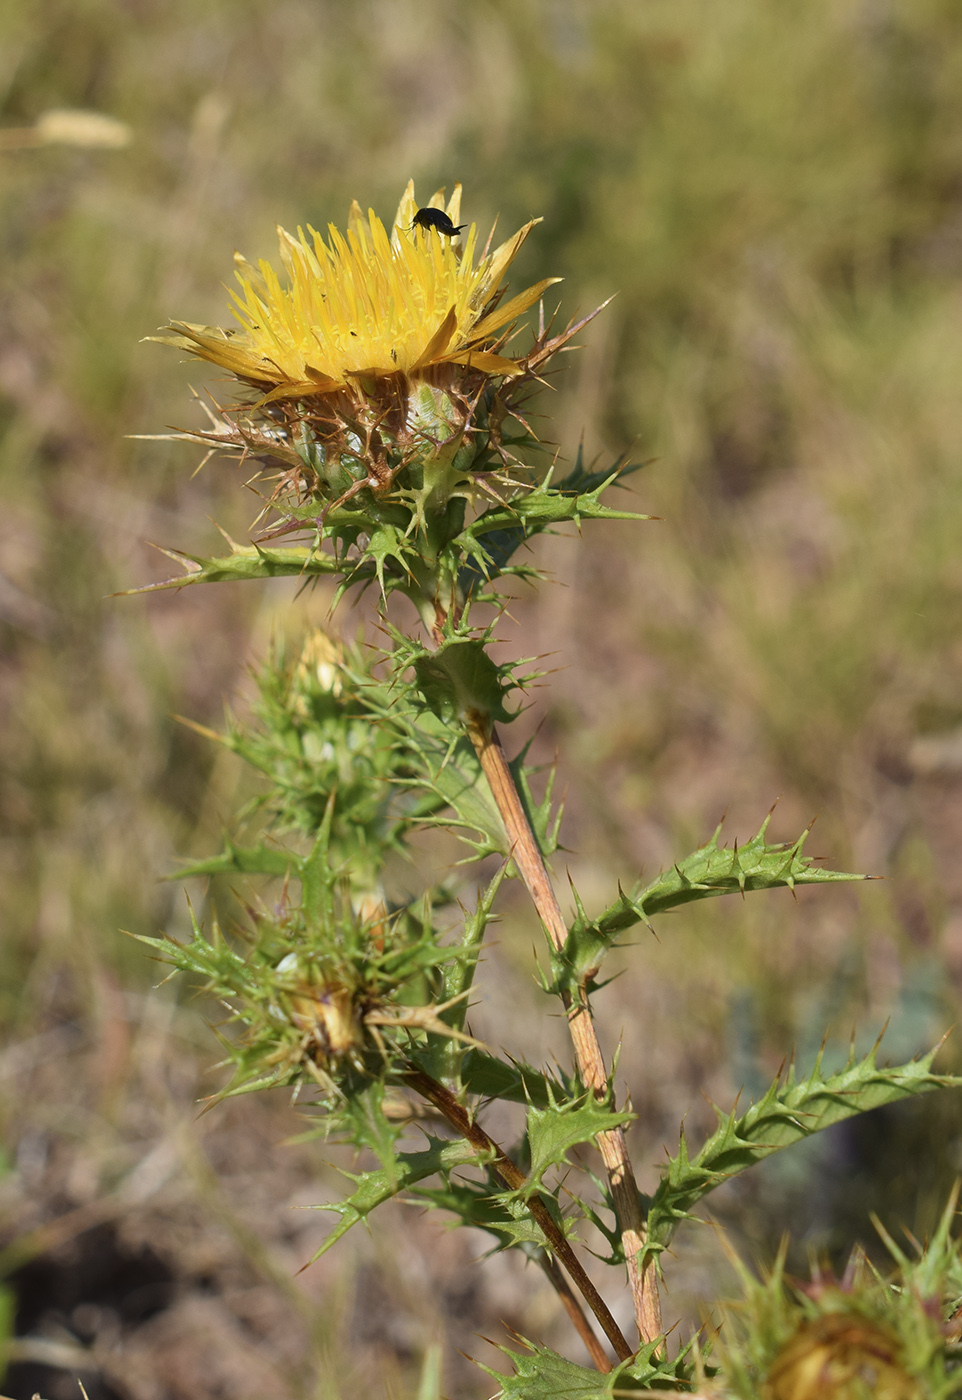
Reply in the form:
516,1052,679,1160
306,1136,483,1263
468,454,648,544
558,1168,624,1265
644,1040,962,1263
456,449,648,592
510,742,564,860
121,540,343,593
334,649,510,858
438,867,509,1014
415,1178,575,1252
333,1080,403,1178
170,840,298,882
364,520,416,597
502,474,646,529
459,1050,563,1109
551,447,647,499
411,734,508,856
457,524,534,591
479,1335,697,1399
403,870,508,1085
564,815,866,979
520,1090,635,1198
627,815,864,923
411,1176,520,1254
413,638,513,725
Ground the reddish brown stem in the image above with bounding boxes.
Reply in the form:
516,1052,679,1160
466,712,663,1347
404,1066,631,1365
542,1256,613,1373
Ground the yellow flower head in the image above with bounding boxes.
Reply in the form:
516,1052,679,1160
161,181,560,402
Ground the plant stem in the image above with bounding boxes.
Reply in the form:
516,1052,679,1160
541,1256,613,1373
403,1066,631,1365
466,711,663,1347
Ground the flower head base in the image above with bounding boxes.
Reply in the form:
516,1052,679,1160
765,1311,919,1400
715,1235,961,1400
140,839,482,1106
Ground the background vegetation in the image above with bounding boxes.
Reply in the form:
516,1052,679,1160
3,1,962,1396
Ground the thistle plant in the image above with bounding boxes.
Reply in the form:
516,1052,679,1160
135,181,962,1397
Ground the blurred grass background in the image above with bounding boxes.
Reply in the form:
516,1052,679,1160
3,0,962,1396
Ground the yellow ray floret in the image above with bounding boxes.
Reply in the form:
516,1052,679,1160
160,181,560,400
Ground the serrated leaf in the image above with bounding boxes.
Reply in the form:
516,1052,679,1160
628,816,863,922
397,722,509,858
567,1170,624,1265
406,869,508,1084
459,1049,562,1109
562,816,866,983
644,1040,962,1262
170,841,297,882
413,638,512,725
521,1091,635,1197
504,478,646,529
307,1136,483,1263
470,454,647,542
456,449,648,591
437,867,508,1014
334,1080,403,1178
122,540,343,593
414,1178,573,1253
364,520,416,596
480,1335,696,1400
510,742,564,860
551,447,647,499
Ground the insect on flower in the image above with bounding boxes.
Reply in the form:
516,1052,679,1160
412,206,465,237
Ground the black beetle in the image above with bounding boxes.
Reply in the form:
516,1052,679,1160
411,207,465,237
